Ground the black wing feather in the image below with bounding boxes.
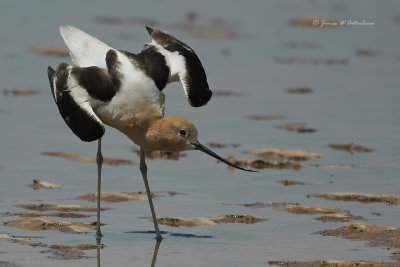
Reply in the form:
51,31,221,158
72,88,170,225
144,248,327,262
145,27,212,107
47,65,105,142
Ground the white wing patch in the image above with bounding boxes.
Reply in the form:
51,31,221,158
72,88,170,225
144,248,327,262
60,25,112,69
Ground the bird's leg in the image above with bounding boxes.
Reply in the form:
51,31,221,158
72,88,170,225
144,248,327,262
140,147,163,241
151,239,162,267
96,138,103,242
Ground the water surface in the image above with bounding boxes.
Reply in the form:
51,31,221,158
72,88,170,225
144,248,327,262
1,0,400,266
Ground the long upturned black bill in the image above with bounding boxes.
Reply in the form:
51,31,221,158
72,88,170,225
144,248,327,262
191,141,258,172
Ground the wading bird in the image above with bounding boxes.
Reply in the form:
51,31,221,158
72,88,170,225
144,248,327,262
47,25,255,241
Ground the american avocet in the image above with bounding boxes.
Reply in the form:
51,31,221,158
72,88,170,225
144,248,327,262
47,25,255,241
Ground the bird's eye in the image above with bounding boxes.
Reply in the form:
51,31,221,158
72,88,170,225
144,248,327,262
179,129,187,136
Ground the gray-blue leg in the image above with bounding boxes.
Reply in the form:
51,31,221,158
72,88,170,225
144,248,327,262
96,138,103,241
151,240,162,267
140,147,163,241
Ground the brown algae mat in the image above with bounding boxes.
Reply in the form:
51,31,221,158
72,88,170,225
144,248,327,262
30,179,62,190
75,157,134,165
275,57,348,65
222,202,273,208
328,143,374,154
244,148,322,161
309,163,354,169
79,192,150,203
212,90,245,96
284,87,313,94
28,46,69,57
226,156,304,170
317,223,400,249
132,149,186,160
277,180,309,186
3,89,39,96
44,244,101,260
41,151,134,166
5,217,96,233
207,142,240,149
356,49,378,57
0,233,44,247
275,123,316,133
18,203,110,212
157,214,265,227
269,260,400,266
228,149,350,170
245,115,284,121
274,204,363,222
94,16,156,25
308,192,400,205
3,211,91,219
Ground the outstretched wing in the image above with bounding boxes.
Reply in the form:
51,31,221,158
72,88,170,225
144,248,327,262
47,63,110,142
145,27,212,107
60,25,112,69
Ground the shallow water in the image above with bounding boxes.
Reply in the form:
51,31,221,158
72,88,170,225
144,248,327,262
1,0,400,266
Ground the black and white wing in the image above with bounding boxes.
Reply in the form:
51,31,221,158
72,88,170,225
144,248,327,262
145,27,212,107
48,26,166,141
47,63,117,142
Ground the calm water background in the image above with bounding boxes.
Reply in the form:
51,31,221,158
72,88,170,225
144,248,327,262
1,0,400,266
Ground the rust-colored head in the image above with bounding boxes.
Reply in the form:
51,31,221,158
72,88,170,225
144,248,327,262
145,116,256,172
145,116,198,152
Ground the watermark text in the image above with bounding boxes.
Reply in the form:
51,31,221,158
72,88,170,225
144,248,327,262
313,19,375,28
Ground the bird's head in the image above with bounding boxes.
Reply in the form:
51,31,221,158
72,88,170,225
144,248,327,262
146,116,256,172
